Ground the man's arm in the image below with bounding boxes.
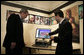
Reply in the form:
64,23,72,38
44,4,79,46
7,14,18,49
50,36,59,43
49,28,59,36
54,22,72,43
45,27,59,43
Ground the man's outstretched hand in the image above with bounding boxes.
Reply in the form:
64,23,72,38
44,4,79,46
46,33,54,40
50,36,54,40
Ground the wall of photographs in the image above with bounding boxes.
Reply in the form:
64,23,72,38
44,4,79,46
6,10,56,25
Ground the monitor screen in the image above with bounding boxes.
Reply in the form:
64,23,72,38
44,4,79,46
36,28,51,39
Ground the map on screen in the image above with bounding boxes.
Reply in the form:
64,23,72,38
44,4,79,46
36,28,51,39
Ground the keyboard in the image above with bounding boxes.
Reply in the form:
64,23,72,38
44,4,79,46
32,44,48,47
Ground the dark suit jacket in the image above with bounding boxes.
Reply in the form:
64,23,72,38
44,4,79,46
49,19,73,54
3,14,25,48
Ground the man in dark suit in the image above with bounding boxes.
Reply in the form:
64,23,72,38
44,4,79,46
3,8,28,54
46,10,73,54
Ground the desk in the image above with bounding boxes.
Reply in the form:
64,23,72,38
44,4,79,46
25,45,56,54
25,43,80,54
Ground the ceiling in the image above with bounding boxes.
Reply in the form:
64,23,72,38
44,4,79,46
6,1,68,12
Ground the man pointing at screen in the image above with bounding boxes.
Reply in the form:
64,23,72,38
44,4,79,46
46,10,73,54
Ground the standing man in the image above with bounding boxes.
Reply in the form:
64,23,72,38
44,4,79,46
3,8,28,54
46,10,73,54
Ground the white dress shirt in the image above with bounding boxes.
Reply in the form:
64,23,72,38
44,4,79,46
59,18,65,24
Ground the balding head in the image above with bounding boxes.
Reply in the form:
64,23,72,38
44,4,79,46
20,8,28,19
20,8,28,14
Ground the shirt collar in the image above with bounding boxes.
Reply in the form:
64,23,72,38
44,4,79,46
59,18,65,24
19,14,22,19
19,14,24,22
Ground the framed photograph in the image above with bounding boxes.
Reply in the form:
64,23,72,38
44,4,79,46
45,17,51,25
51,16,56,25
35,16,40,24
40,16,44,25
23,15,29,23
78,4,83,19
28,15,35,24
42,17,46,25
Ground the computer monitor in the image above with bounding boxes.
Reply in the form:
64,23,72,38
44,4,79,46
35,28,51,39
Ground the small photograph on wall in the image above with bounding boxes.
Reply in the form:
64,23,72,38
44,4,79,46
51,16,57,25
42,17,47,25
35,16,40,24
23,16,29,23
28,15,35,24
49,17,52,25
78,4,83,19
40,16,45,25
45,17,51,25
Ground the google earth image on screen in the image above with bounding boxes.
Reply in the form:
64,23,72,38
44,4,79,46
36,28,51,39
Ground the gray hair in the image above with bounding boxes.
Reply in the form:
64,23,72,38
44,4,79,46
20,8,28,13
